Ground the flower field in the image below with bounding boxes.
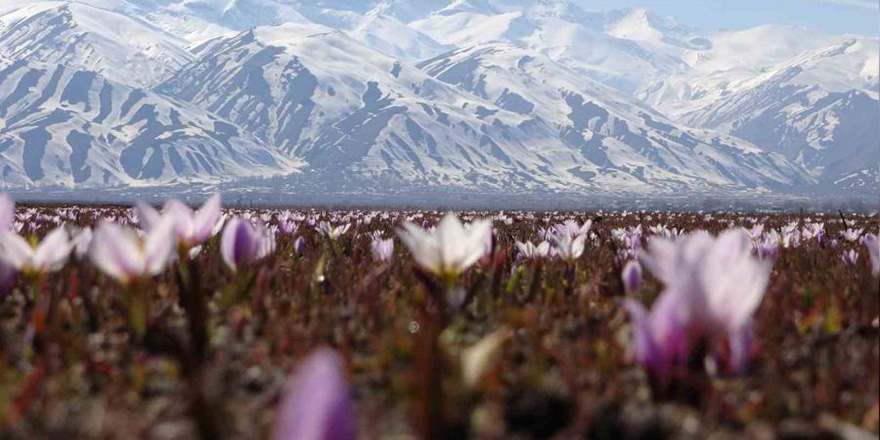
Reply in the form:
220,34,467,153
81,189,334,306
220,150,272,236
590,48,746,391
0,195,877,439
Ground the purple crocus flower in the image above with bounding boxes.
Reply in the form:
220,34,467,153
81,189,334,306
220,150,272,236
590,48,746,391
220,218,275,272
280,219,299,235
273,349,356,440
624,293,686,383
621,259,642,295
293,236,306,256
841,249,859,267
754,232,780,260
627,228,773,379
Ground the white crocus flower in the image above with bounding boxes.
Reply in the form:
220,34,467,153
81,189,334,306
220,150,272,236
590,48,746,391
0,226,72,274
515,240,550,260
397,212,492,283
553,233,586,262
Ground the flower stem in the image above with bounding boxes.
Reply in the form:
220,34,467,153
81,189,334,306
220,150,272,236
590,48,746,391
563,262,575,298
177,251,209,366
526,260,543,302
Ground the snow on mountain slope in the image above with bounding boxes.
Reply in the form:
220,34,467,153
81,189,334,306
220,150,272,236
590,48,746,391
410,4,693,94
155,23,583,191
0,1,193,88
0,60,295,187
638,25,849,112
672,39,879,190
417,42,810,191
285,6,450,61
0,0,872,198
156,24,809,193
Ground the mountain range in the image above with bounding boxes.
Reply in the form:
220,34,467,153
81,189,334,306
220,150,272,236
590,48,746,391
0,0,876,200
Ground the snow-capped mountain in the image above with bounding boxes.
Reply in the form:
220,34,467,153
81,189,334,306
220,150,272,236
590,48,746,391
0,59,295,187
671,39,879,190
0,1,193,87
0,0,875,199
157,23,807,192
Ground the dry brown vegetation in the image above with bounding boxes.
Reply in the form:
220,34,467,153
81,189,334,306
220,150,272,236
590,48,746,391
0,206,877,439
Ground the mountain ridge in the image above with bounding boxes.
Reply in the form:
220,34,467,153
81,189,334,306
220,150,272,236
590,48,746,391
0,0,875,199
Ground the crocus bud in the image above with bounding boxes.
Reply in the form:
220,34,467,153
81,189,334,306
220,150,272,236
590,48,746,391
621,260,642,295
220,218,275,272
293,236,306,256
273,349,356,440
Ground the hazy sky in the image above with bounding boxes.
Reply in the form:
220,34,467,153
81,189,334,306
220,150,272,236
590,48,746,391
576,0,879,36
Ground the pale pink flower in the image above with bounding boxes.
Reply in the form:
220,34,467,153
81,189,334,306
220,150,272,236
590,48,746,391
89,219,177,284
135,194,221,249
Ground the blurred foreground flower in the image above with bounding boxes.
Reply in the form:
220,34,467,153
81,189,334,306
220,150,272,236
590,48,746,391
89,219,177,284
397,212,491,284
864,234,878,276
136,194,221,250
0,194,16,292
0,227,71,275
461,328,512,388
220,218,275,272
72,227,93,260
0,193,13,230
627,229,772,382
273,349,356,440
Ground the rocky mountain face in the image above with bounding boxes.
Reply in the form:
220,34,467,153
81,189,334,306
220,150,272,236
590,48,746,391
0,0,875,199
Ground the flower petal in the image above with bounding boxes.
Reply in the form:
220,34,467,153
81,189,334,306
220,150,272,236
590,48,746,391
273,349,356,440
